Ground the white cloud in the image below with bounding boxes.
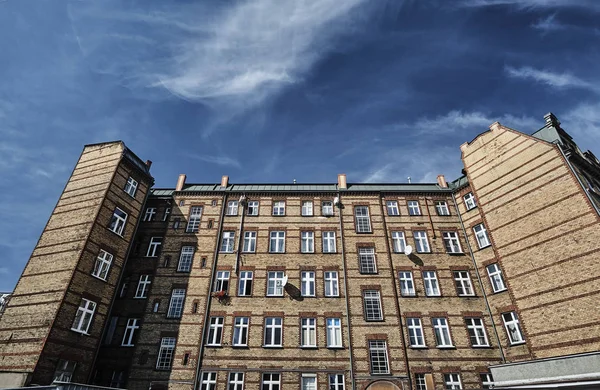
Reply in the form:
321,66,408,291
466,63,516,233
562,102,600,149
531,13,566,32
185,153,241,168
459,0,600,9
505,66,597,92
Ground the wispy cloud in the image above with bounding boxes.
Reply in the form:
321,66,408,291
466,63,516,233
531,13,566,32
505,66,597,92
185,153,241,168
458,0,600,9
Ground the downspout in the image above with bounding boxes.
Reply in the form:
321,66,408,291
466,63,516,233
234,195,246,275
424,197,436,238
557,145,600,216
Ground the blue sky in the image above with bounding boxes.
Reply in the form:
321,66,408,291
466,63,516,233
1,0,599,291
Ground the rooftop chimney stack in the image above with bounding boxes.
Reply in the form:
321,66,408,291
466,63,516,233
437,174,448,188
145,160,152,169
221,175,229,188
338,174,347,189
544,112,561,128
176,174,186,192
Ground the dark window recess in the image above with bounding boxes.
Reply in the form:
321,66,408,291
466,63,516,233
212,199,217,206
173,218,181,230
139,350,149,365
183,353,190,366
163,255,171,268
192,302,198,313
201,257,207,268
133,241,141,255
208,220,214,229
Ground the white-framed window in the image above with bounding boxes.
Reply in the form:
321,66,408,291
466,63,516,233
323,231,336,253
423,271,440,296
269,231,285,253
386,200,399,216
264,317,283,346
407,318,425,347
167,289,186,318
272,201,285,216
473,223,491,248
329,374,345,390
480,373,494,389
502,311,525,345
368,340,390,374
262,373,281,390
91,249,113,281
302,374,317,390
358,247,377,274
363,290,383,321
243,231,257,253
121,318,139,346
302,200,313,216
267,271,285,296
153,301,159,313
213,271,230,292
71,298,96,334
109,208,127,235
228,372,245,390
466,318,489,347
301,318,317,347
415,374,427,390
247,201,259,216
186,206,203,233
486,263,506,293
124,177,138,197
238,271,253,296
436,201,450,216
301,231,314,253
200,372,217,390
399,271,415,296
146,237,162,257
464,192,476,210
324,271,339,297
177,246,195,272
432,317,453,347
221,231,235,253
391,231,406,253
453,271,474,296
227,200,239,216
354,206,372,233
143,207,156,222
322,201,334,216
53,360,76,382
414,231,430,253
156,337,176,369
134,275,151,298
233,317,249,346
326,318,342,347
301,271,316,297
444,373,463,389
163,207,171,221
207,317,224,346
408,200,421,216
443,231,462,253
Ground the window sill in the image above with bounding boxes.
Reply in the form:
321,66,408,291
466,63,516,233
400,294,417,298
471,345,491,348
265,295,285,298
241,251,256,254
324,295,340,298
365,319,385,322
436,345,456,349
478,244,492,250
425,294,442,298
262,345,283,349
410,346,428,349
323,252,338,254
509,341,527,346
107,229,124,238
492,289,508,294
90,275,108,282
70,328,90,336
205,344,223,348
271,215,286,217
465,207,478,212
416,251,432,254
268,252,286,254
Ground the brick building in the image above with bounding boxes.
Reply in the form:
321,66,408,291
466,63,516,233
0,113,599,390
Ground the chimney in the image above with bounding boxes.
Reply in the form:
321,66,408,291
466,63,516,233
145,160,152,169
176,174,186,192
337,174,347,189
437,174,448,188
221,175,229,188
544,112,561,128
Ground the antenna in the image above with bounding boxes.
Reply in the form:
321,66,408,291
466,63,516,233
293,179,297,184
404,245,413,256
407,177,412,184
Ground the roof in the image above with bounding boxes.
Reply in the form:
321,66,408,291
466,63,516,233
450,175,469,190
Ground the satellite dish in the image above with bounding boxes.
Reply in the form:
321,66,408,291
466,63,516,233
333,197,339,205
404,245,413,256
282,274,288,286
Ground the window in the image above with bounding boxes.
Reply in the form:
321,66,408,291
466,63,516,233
432,317,453,347
247,201,259,216
143,207,156,222
214,271,230,292
121,318,139,346
487,263,507,293
408,200,421,216
444,373,462,389
301,271,316,297
227,200,239,215
407,318,425,347
302,374,317,390
473,223,491,248
327,318,342,347
146,237,162,257
177,246,195,272
156,337,176,369
363,290,383,321
301,231,315,253
124,177,138,197
329,374,345,390
323,231,336,253
272,201,285,216
134,275,151,298
358,247,377,274
200,372,217,390
302,200,313,216
399,271,415,296
53,360,76,382
415,374,427,390
269,231,285,253
221,231,235,253
386,200,399,216
109,208,127,235
368,340,389,374
233,317,249,346
502,311,525,345
466,318,489,347
71,298,96,334
229,372,245,390
464,192,476,210
324,271,339,297
301,318,317,347
423,271,440,296
436,201,450,216
243,231,257,253
391,231,406,253
480,373,494,389
453,271,474,296
443,232,462,253
179,200,185,206
414,231,430,253
153,301,160,313
264,317,283,346
119,279,129,298
167,289,186,318
262,373,280,390
207,317,224,346
91,249,113,280
163,207,171,221
322,201,334,216
354,206,372,233
267,271,285,296
238,271,253,296
110,371,125,388
186,206,203,233
173,218,181,229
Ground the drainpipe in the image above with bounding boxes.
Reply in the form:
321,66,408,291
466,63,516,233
234,195,247,275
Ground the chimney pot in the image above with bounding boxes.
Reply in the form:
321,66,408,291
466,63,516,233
437,174,448,188
338,174,347,189
221,175,229,188
176,174,186,192
145,160,152,168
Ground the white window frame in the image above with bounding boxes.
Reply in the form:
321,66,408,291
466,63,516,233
487,263,507,293
301,318,317,347
91,249,113,281
323,231,337,253
262,373,281,390
156,337,176,370
121,318,139,346
243,231,257,253
399,271,415,297
436,200,450,216
186,206,203,233
443,231,462,253
200,372,217,390
423,271,441,296
301,271,316,297
264,317,283,347
267,271,285,296
363,290,383,321
464,192,476,210
329,374,345,390
146,237,162,257
272,201,285,216
324,271,339,297
473,223,491,249
480,373,494,389
143,207,156,222
167,289,186,318
408,200,421,216
177,246,195,272
354,206,372,233
301,231,314,253
466,318,489,347
163,207,171,221
269,231,285,253
414,231,430,253
391,231,406,253
326,318,343,348
238,271,253,296
368,340,390,374
124,177,138,197
453,271,475,296
502,311,525,345
247,201,259,216
228,372,245,390
415,374,427,390
53,360,76,382
444,373,463,389
407,318,425,347
233,317,249,346
386,200,399,216
358,247,377,274
302,374,317,390
207,317,224,346
221,231,235,253
302,200,313,216
134,274,151,298
71,298,96,334
227,200,239,216
109,208,127,236
213,271,230,292
432,317,453,347
322,201,334,216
